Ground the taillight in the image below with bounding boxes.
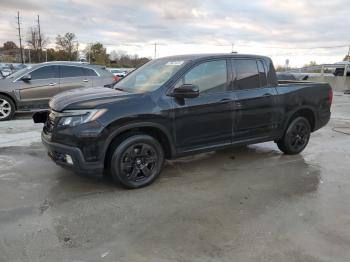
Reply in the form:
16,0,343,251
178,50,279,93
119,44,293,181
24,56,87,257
113,75,120,82
328,88,333,106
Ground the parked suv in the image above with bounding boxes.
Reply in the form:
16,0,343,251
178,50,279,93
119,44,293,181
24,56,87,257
333,61,350,76
0,62,115,121
34,54,332,189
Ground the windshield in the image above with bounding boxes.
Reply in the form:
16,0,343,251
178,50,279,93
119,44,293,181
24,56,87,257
6,67,32,79
115,59,187,92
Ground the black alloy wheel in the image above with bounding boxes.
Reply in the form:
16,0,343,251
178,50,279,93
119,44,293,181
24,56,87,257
110,135,164,188
277,117,311,155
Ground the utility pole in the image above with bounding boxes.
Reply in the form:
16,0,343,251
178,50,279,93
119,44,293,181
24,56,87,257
37,14,42,62
16,11,24,64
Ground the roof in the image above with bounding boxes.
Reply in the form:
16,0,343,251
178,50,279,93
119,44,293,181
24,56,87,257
29,61,106,69
157,53,270,61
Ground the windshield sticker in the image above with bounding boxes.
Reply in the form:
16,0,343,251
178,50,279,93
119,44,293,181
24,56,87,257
166,61,184,66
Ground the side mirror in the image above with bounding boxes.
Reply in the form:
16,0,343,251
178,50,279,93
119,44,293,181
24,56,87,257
21,74,31,81
169,84,199,98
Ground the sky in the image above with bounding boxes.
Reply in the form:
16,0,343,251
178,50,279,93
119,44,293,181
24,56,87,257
0,0,350,67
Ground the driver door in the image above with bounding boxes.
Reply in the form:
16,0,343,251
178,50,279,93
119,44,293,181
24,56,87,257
171,59,234,154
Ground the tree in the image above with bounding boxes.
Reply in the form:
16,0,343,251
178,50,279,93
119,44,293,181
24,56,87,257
3,41,18,50
56,32,79,61
108,49,150,68
303,61,317,68
84,42,108,65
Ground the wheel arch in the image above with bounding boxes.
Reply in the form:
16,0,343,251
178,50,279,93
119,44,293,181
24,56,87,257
103,122,175,169
284,106,316,133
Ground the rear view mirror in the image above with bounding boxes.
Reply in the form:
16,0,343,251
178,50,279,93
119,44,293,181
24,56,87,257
169,84,199,99
21,74,32,81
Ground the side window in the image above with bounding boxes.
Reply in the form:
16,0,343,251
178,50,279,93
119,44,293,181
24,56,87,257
60,66,85,78
257,60,267,87
183,60,227,94
234,59,260,90
83,68,98,76
30,66,59,80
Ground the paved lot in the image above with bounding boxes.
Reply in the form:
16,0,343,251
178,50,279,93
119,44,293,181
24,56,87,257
1,93,350,262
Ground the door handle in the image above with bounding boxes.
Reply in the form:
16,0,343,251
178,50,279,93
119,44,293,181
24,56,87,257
263,93,272,97
83,79,89,82
220,98,231,102
235,102,243,107
49,83,57,86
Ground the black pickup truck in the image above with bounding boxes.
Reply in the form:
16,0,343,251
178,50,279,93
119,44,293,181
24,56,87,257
34,54,332,189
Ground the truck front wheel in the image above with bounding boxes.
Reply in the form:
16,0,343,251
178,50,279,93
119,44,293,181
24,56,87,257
109,134,164,189
277,117,311,155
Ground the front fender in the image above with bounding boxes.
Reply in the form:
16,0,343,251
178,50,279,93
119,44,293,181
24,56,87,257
100,120,176,162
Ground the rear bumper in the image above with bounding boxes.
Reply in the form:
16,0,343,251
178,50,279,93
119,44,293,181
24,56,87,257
41,132,104,175
314,110,331,131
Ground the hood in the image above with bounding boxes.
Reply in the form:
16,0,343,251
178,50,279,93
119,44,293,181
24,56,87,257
49,87,131,112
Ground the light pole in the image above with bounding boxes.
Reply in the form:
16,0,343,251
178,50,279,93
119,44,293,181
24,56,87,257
28,48,31,64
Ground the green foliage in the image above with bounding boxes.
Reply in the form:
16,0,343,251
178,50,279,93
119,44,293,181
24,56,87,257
3,41,18,50
55,33,78,61
303,61,317,68
84,42,108,65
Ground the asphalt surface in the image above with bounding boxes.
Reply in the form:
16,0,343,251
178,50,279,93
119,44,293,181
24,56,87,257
1,93,350,262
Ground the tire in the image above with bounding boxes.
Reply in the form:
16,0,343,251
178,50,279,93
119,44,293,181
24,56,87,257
277,117,311,155
0,95,15,121
109,134,164,189
334,69,344,76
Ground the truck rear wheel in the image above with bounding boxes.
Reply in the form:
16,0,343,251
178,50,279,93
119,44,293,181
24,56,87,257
109,134,164,189
277,117,311,155
0,95,15,121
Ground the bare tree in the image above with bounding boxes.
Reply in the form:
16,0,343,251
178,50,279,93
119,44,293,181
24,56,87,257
26,26,48,62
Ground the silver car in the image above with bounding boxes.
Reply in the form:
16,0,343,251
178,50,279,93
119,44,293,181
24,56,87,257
0,62,115,121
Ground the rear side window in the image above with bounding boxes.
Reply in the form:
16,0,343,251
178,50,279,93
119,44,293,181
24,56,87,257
257,60,267,87
184,60,227,94
60,66,85,78
30,66,59,80
234,59,260,90
83,68,98,76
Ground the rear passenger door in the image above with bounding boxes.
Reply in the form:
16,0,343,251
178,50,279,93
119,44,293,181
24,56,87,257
232,59,278,141
172,59,234,153
59,65,93,93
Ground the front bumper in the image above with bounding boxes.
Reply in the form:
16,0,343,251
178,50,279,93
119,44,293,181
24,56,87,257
41,132,104,175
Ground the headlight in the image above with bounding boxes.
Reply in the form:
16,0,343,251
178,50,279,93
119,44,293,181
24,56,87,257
57,109,107,127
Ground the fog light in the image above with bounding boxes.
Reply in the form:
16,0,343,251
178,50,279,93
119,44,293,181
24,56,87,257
65,154,73,165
